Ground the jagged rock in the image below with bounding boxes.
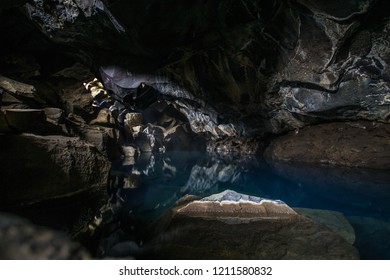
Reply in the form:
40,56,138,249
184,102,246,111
145,190,359,259
124,112,143,132
78,125,122,159
265,121,390,169
0,75,35,98
41,63,95,118
207,137,263,155
164,124,193,151
181,164,241,195
0,212,90,260
134,124,165,153
294,208,355,244
0,134,110,206
3,1,390,138
89,108,115,126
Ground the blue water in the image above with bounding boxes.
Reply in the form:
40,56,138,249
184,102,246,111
108,151,390,259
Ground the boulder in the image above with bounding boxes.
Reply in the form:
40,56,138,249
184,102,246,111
145,190,359,259
0,212,90,259
265,121,390,169
0,134,111,206
78,125,122,160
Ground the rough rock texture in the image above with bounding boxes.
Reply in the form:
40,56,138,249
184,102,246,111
265,121,390,169
1,0,389,138
145,190,359,259
207,137,264,154
0,134,110,206
0,212,90,259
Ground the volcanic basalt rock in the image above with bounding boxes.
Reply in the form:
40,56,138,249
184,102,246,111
265,121,390,169
1,0,390,260
0,134,110,207
1,0,388,139
145,190,359,259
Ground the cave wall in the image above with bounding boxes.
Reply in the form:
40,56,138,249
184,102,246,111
1,0,390,259
1,0,390,137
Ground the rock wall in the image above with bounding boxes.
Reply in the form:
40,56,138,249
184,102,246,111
2,0,390,138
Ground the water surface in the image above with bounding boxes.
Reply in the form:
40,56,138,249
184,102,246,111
108,151,390,259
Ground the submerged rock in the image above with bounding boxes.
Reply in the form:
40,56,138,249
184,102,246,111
145,190,359,259
265,160,390,211
265,121,390,169
294,208,355,244
348,216,390,260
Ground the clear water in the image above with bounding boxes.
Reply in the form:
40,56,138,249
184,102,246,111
108,151,390,259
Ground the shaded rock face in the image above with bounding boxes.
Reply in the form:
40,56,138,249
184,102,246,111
265,121,390,169
1,0,389,137
145,190,359,259
0,212,90,259
0,134,110,207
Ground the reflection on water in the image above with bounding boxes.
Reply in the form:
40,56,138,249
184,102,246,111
105,151,390,259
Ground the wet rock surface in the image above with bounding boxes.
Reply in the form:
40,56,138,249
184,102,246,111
265,121,390,169
144,191,359,259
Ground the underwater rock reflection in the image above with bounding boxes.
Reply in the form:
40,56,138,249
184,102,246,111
96,152,390,259
107,152,390,226
107,152,258,227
